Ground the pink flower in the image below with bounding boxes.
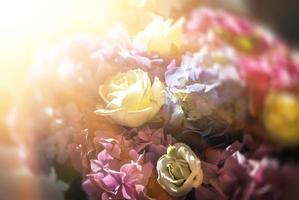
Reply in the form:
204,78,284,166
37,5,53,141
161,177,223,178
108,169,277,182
184,8,284,55
84,162,152,200
187,8,254,36
239,50,294,91
91,136,139,172
238,47,299,114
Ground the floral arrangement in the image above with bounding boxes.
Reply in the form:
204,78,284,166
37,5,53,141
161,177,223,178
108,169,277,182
9,5,299,200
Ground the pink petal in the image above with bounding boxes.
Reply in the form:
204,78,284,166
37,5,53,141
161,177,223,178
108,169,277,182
122,185,133,199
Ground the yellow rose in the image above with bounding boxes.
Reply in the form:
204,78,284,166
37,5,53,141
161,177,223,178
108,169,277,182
95,69,165,127
263,92,299,145
134,16,184,55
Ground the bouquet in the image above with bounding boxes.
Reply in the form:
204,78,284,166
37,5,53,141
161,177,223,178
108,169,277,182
9,4,299,200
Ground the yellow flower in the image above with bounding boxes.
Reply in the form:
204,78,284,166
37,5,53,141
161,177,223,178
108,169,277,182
263,92,299,145
95,69,165,127
156,143,203,197
134,16,184,55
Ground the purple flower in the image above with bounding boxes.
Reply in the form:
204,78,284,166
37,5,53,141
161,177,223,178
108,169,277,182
195,135,299,200
165,50,246,139
128,127,176,165
84,162,152,200
90,136,140,172
97,138,122,159
82,127,177,199
95,24,168,81
102,163,143,198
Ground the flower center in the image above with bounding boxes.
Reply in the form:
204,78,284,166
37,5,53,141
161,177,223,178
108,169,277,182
166,146,191,185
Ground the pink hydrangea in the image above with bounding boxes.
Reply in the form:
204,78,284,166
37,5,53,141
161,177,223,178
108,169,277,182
184,8,283,55
85,162,149,200
238,47,299,113
187,8,255,36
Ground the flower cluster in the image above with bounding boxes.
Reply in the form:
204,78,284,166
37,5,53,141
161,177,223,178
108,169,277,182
185,8,275,54
196,135,299,200
81,127,175,200
10,5,299,200
238,47,299,115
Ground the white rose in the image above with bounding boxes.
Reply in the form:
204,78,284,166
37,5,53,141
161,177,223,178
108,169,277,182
157,143,203,197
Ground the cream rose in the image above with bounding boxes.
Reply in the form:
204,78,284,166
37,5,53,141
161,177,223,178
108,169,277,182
156,143,203,197
134,16,184,55
95,69,165,127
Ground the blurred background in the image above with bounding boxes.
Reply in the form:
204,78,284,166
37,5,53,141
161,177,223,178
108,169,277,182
0,0,299,199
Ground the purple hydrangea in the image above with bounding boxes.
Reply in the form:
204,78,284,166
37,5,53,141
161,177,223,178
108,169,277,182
195,135,299,200
165,49,246,140
84,162,150,200
127,127,176,165
82,127,176,199
95,24,169,81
